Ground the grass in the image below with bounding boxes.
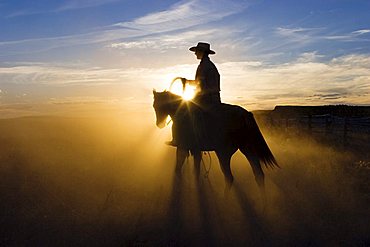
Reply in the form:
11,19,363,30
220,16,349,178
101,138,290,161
0,114,369,246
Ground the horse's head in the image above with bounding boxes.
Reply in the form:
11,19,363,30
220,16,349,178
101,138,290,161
153,89,171,128
153,89,183,128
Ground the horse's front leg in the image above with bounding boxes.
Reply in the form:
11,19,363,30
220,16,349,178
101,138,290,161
175,148,188,176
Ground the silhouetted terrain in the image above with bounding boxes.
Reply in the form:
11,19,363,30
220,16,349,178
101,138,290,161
0,108,369,246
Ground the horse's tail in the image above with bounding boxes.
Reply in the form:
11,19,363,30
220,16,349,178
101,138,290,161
243,111,279,169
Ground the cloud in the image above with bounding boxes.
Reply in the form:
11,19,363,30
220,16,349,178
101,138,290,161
276,27,323,36
253,27,326,58
296,51,325,63
275,27,324,42
323,35,354,41
57,0,120,11
108,29,217,51
219,53,370,109
113,0,247,32
331,54,370,67
1,0,249,56
6,0,120,17
2,53,369,110
110,41,157,49
0,62,196,94
309,93,344,100
352,29,370,35
6,10,33,18
323,30,370,41
48,96,115,105
275,26,370,45
0,64,122,85
262,26,370,63
0,27,144,51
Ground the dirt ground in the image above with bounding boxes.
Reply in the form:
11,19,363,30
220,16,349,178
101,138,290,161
0,113,369,246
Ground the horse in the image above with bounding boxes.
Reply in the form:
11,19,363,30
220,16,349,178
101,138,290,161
153,89,279,192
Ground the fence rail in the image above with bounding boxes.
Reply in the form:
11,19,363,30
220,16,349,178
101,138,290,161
268,114,370,132
263,114,370,150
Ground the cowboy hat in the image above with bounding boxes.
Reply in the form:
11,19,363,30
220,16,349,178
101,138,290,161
189,42,215,54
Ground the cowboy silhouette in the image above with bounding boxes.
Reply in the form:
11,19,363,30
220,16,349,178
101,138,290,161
154,42,278,191
182,42,221,107
167,42,221,147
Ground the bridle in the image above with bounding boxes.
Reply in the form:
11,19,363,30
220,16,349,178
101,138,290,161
153,90,174,127
154,77,186,127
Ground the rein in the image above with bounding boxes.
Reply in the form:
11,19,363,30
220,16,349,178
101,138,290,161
164,77,184,126
166,117,172,126
168,77,184,92
202,152,212,178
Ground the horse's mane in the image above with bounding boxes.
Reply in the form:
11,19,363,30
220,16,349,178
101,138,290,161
154,91,182,105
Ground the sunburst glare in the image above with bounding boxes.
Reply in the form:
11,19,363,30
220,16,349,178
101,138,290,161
169,81,197,101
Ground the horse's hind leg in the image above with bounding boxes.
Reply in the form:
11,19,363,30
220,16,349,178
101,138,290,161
240,148,267,209
240,148,265,192
216,150,234,192
175,148,188,176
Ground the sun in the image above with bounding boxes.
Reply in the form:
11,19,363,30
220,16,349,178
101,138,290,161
169,82,197,101
182,85,197,100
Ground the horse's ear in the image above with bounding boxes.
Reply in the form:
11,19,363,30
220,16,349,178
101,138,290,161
153,89,156,94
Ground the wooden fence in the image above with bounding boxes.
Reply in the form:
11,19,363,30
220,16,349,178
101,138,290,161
264,114,370,149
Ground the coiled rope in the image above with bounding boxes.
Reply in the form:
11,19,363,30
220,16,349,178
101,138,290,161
202,151,212,178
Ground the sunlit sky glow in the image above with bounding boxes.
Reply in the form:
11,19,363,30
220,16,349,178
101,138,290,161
1,0,370,117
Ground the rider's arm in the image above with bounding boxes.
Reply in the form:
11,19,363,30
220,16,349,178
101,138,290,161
181,78,199,86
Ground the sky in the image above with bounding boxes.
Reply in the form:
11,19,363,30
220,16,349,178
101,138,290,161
1,0,370,116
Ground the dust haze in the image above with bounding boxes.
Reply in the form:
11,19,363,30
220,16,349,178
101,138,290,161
0,106,369,246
